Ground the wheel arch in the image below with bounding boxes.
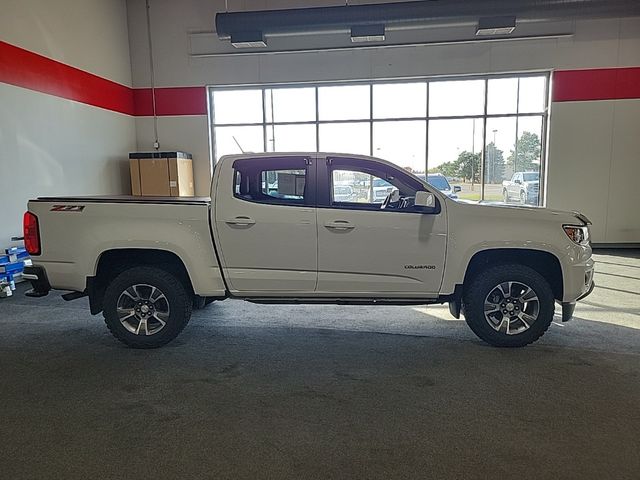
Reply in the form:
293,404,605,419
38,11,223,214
87,248,194,315
463,248,563,301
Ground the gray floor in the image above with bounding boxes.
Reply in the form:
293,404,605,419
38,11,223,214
1,250,639,479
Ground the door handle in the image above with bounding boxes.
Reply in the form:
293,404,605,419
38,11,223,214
225,216,256,226
325,220,355,231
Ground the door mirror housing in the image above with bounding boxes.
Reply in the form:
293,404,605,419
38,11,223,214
514,179,521,184
453,185,462,193
415,191,435,208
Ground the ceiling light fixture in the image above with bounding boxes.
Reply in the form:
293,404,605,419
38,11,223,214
350,24,385,43
476,16,516,36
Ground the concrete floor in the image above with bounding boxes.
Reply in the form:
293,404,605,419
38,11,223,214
0,250,638,479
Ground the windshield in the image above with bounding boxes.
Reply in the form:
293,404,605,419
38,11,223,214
523,173,539,182
427,175,451,191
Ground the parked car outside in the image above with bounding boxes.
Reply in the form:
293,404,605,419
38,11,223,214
502,172,540,205
417,173,462,199
333,185,356,202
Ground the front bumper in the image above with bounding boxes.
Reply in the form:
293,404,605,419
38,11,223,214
561,279,595,322
22,265,51,297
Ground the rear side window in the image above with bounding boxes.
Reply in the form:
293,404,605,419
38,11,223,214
233,157,312,206
261,169,306,200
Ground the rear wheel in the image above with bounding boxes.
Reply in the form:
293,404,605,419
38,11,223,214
103,266,192,348
520,190,527,204
463,264,555,347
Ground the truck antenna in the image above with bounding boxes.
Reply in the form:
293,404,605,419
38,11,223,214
232,136,245,153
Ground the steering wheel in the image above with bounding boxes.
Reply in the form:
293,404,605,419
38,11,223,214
381,189,401,210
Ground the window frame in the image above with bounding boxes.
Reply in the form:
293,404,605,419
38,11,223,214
209,71,550,205
318,156,441,215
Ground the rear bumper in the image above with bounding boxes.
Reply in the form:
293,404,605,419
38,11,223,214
22,265,51,297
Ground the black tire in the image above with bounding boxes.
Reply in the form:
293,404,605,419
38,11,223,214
520,190,527,204
463,264,555,347
103,266,192,348
502,189,509,203
193,296,216,310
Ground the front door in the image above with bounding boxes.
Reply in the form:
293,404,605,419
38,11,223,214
316,156,447,296
213,155,317,294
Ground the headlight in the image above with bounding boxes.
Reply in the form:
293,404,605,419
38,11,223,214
563,225,590,245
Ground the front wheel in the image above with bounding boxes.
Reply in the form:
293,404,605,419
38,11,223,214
502,189,509,203
462,264,555,347
103,266,192,348
520,190,527,204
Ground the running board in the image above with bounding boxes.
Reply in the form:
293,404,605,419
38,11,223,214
246,297,439,306
61,291,87,302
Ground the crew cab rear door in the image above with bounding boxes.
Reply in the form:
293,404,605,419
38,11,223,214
212,155,317,294
316,156,447,296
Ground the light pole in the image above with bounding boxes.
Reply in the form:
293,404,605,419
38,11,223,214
471,120,475,191
491,129,498,184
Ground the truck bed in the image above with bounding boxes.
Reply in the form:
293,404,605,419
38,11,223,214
34,195,211,205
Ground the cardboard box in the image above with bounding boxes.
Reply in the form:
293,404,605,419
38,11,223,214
129,151,194,197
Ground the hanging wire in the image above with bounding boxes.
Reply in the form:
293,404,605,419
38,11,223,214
145,0,159,149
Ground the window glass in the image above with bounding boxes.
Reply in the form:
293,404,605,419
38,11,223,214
485,117,517,203
264,87,315,123
233,160,308,206
426,175,451,191
428,118,483,201
332,170,386,204
329,160,428,212
319,122,370,155
373,82,427,119
429,80,485,117
518,76,546,113
318,85,370,120
214,125,264,160
487,78,518,114
509,116,543,205
213,89,263,124
261,169,306,200
266,124,316,152
373,120,426,174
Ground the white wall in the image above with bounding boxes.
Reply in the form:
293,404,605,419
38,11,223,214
0,0,136,245
126,0,640,243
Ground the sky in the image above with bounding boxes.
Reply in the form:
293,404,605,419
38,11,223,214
212,76,546,172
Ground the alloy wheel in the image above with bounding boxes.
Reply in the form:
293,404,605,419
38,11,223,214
116,284,170,336
483,281,540,335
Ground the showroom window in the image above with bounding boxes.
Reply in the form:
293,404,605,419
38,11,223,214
210,73,549,205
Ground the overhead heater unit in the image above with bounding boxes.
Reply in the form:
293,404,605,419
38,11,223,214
231,31,267,48
476,16,516,36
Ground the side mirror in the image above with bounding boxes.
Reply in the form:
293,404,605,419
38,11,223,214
415,191,435,208
514,179,521,184
453,185,462,193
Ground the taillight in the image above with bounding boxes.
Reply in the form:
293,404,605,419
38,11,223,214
23,211,41,255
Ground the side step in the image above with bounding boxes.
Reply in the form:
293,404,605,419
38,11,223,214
246,297,438,306
61,291,87,302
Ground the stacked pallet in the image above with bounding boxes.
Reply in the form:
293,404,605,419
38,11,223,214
0,247,31,298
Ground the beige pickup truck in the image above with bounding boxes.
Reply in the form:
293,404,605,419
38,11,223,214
22,153,594,348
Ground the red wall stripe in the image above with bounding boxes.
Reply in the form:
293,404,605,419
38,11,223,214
0,40,135,115
133,86,207,116
552,67,640,102
3,40,640,114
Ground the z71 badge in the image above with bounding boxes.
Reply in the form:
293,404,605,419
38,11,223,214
50,205,85,212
